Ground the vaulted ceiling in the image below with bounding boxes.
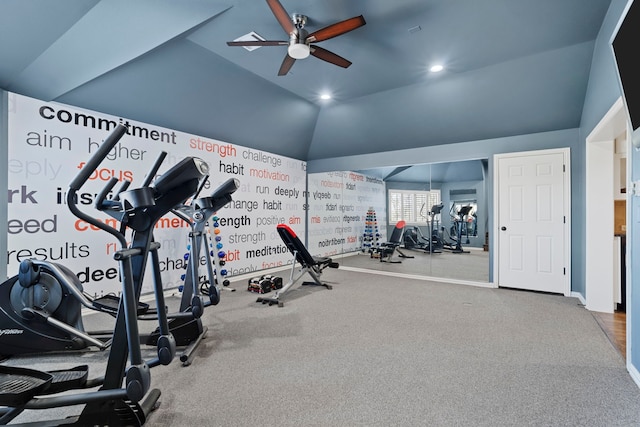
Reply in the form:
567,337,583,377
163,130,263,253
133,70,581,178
0,0,613,161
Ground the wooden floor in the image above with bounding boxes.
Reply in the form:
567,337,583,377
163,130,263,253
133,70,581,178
593,311,627,359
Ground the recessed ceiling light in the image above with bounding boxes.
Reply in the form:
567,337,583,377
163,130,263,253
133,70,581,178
320,93,332,100
430,64,444,73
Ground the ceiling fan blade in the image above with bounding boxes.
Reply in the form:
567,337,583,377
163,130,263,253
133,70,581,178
278,54,296,76
310,45,352,68
306,15,366,43
227,40,288,47
266,0,295,35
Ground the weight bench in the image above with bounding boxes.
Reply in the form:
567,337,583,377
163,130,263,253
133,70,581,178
256,224,338,307
371,220,414,263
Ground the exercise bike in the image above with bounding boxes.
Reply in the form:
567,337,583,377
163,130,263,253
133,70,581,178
0,123,208,425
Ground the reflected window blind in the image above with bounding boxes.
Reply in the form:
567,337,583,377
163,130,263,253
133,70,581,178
388,189,441,225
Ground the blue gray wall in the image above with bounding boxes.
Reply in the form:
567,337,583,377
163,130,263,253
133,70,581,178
580,0,636,369
576,0,631,305
0,0,636,382
308,128,580,288
308,0,640,380
581,0,631,136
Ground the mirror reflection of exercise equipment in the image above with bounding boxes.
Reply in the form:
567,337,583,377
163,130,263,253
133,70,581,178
403,203,442,254
317,159,489,283
449,200,478,243
372,220,414,263
435,203,472,254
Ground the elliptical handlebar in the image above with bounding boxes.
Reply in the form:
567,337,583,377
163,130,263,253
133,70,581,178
193,177,240,212
67,124,173,247
69,123,128,191
93,151,167,214
193,175,210,200
67,124,130,247
210,177,240,201
141,151,167,188
95,177,121,210
112,180,131,201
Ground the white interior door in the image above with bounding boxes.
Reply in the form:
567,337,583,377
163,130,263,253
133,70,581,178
496,149,570,295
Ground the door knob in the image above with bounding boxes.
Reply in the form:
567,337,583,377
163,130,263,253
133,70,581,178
501,226,507,231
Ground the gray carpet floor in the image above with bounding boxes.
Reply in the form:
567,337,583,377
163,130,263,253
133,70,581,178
5,268,640,426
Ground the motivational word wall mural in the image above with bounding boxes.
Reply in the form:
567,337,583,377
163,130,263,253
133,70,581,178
6,93,306,295
307,171,387,257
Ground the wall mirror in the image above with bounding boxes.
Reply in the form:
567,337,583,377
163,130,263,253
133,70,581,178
307,159,489,284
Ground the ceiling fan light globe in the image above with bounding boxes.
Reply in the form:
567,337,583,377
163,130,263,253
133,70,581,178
288,43,310,59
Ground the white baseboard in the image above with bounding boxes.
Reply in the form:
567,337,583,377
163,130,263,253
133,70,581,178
339,265,496,288
571,291,586,306
628,361,640,390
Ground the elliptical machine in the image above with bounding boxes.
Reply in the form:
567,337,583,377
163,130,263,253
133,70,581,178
0,135,185,360
402,225,441,253
402,202,443,254
0,124,209,425
143,176,240,366
439,204,472,254
427,203,445,252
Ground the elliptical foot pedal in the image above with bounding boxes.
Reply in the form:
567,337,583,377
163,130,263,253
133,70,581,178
45,365,89,394
93,294,149,316
0,366,53,406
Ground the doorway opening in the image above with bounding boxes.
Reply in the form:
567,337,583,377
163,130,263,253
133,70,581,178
585,96,628,358
585,97,628,312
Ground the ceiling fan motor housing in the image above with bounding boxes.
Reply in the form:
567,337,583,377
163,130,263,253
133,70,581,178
288,26,310,59
292,13,307,28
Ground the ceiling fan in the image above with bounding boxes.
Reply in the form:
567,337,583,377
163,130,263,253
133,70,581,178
226,0,366,76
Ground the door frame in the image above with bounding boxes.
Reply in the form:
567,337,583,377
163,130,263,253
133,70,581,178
585,97,628,313
492,148,571,296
